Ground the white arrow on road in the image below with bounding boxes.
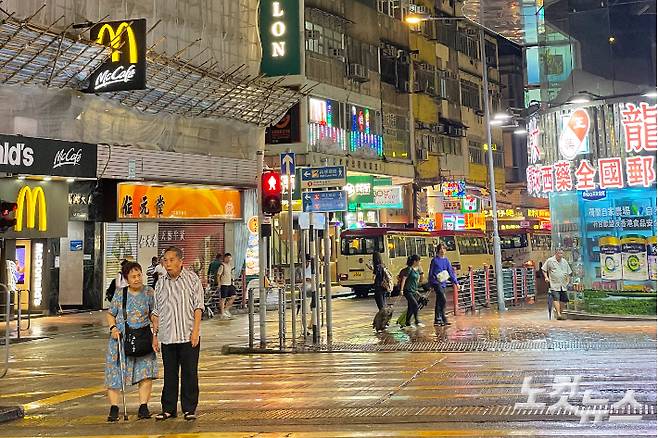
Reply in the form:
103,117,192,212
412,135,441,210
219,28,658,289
282,154,294,176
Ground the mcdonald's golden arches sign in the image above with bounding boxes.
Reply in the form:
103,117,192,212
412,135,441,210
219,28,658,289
87,19,146,93
0,182,68,238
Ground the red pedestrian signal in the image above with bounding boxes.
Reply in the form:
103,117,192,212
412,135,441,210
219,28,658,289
0,200,17,232
261,170,282,215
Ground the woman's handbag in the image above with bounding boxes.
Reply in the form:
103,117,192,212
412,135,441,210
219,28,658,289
121,287,154,357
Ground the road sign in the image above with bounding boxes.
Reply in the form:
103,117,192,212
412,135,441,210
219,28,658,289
302,190,347,213
300,165,346,189
280,152,295,176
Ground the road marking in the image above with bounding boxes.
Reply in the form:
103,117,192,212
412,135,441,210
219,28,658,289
22,386,105,413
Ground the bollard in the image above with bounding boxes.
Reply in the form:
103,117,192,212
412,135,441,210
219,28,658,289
484,266,491,307
248,286,254,349
469,268,476,314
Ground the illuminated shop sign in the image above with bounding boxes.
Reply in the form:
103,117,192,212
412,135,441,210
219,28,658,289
527,155,656,195
259,0,301,76
32,242,44,307
88,19,147,92
559,108,590,160
528,102,657,197
441,180,466,198
15,186,47,232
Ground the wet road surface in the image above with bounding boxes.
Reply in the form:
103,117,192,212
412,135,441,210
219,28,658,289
0,295,655,437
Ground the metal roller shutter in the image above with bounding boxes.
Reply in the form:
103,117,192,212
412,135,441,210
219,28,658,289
157,222,225,288
103,222,138,293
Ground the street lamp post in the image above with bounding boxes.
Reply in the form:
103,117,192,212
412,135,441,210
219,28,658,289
405,13,507,311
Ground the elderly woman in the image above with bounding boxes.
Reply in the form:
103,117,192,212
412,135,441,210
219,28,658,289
105,261,158,421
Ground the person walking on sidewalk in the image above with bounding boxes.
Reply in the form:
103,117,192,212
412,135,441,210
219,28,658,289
400,255,423,330
105,261,158,422
217,253,237,319
152,246,204,421
542,248,572,320
428,243,459,326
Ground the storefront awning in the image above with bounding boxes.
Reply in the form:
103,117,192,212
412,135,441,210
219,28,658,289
0,8,308,127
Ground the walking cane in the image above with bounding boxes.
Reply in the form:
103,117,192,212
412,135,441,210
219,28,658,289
117,334,129,421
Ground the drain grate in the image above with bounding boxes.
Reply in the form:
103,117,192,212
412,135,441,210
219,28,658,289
199,403,657,423
298,340,657,353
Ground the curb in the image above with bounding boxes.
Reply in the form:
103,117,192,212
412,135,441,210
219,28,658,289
563,310,657,321
0,406,24,423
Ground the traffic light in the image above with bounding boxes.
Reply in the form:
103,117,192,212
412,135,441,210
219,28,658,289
0,200,17,232
261,170,282,215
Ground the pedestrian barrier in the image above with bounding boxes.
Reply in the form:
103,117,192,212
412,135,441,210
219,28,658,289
454,267,536,315
1,283,11,378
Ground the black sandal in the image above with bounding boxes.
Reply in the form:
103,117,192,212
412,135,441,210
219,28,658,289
107,405,119,422
137,404,152,420
184,412,197,421
155,412,176,421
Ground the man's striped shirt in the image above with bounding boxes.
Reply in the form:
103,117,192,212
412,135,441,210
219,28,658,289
153,268,204,345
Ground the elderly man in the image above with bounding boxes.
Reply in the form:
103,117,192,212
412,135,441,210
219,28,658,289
542,248,572,320
152,246,204,421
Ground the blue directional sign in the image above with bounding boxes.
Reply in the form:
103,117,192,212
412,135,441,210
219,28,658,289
300,165,346,189
280,152,295,176
302,190,348,213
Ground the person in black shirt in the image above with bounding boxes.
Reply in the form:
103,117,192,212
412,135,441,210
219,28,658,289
372,252,386,311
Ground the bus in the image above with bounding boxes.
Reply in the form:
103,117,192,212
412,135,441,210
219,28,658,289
499,228,552,269
337,228,492,296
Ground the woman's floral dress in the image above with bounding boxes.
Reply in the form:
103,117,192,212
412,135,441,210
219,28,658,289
104,286,158,389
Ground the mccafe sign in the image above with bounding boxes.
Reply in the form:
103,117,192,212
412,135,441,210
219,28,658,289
87,19,147,93
0,134,97,178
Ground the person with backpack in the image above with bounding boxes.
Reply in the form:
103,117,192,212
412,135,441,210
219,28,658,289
371,251,390,311
428,243,459,326
400,255,424,330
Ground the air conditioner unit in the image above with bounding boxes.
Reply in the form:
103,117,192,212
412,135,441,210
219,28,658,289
347,63,369,82
397,51,411,64
305,29,321,40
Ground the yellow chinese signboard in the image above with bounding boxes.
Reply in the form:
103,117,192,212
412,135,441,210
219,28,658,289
118,183,242,220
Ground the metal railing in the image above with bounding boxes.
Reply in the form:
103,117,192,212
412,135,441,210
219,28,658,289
1,283,11,378
453,267,536,315
14,289,31,339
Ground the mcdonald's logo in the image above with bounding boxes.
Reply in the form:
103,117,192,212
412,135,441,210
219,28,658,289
88,19,146,93
14,186,47,232
95,22,139,64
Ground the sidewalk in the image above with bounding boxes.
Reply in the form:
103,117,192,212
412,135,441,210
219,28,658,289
4,293,655,351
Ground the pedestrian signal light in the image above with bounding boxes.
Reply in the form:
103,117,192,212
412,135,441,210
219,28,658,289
261,170,282,215
0,200,18,232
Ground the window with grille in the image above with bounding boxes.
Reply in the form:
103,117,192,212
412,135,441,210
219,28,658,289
461,80,481,110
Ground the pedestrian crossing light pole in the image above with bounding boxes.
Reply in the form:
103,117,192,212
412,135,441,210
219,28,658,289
405,12,506,312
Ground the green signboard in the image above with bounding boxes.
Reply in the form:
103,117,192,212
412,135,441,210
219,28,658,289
346,176,374,210
259,0,301,76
